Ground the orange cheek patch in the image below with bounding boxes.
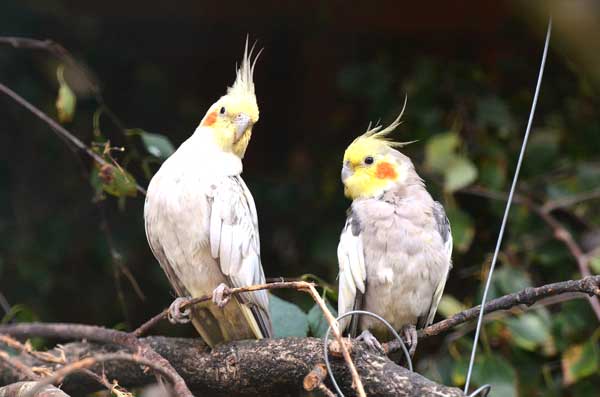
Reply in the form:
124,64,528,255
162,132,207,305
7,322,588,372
202,111,217,126
375,162,397,180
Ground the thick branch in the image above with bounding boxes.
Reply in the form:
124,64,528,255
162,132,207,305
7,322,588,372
0,382,70,397
0,336,464,397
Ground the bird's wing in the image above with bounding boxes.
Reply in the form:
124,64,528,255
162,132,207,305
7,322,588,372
419,201,453,328
337,209,367,336
209,176,272,337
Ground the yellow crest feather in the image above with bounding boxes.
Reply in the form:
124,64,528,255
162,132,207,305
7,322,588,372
227,37,262,99
357,95,416,148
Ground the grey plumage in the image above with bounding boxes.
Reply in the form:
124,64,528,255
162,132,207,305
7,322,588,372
338,146,452,341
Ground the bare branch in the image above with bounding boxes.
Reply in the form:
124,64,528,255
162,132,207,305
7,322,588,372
134,280,366,397
0,82,146,195
0,323,191,397
385,275,600,353
0,336,465,397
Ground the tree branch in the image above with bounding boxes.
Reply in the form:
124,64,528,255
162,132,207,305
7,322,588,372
384,275,600,353
0,382,70,397
0,336,464,397
0,324,191,397
0,82,146,195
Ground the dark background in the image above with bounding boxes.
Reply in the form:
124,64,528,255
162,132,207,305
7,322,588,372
1,1,599,396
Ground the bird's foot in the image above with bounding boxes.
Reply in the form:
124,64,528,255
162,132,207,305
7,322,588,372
356,330,384,353
212,283,232,308
400,324,418,357
167,296,191,324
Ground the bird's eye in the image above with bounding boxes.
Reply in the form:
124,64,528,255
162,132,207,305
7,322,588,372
219,106,226,115
364,156,374,165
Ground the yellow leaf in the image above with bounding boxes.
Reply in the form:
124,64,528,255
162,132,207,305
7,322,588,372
55,65,77,123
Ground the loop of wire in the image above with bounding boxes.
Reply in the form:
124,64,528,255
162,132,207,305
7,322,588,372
323,310,413,397
463,16,553,393
467,384,492,397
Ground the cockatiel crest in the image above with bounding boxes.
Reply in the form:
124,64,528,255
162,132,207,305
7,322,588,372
341,97,419,200
199,40,261,159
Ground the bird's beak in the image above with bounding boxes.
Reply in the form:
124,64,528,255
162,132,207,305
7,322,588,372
234,113,252,142
341,162,353,184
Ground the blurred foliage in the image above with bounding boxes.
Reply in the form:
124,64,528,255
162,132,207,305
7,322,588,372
1,2,600,397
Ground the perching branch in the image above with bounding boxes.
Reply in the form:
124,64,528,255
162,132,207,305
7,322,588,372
384,275,600,353
134,280,366,397
0,336,465,397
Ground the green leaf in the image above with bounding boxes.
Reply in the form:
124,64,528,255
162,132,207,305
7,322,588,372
269,294,309,337
444,156,478,192
436,295,467,318
424,132,460,173
505,313,552,351
562,339,600,385
307,300,337,337
446,205,474,252
494,267,532,295
590,255,600,274
93,164,138,198
135,130,175,160
453,354,517,397
55,65,76,123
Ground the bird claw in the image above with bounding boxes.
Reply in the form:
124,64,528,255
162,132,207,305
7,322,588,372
167,297,191,324
401,324,418,357
212,283,232,308
356,330,384,354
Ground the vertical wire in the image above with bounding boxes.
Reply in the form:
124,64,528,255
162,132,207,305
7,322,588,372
463,17,552,393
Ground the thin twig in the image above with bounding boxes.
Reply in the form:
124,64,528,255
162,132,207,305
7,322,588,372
460,185,600,320
25,353,170,397
542,188,600,212
134,280,366,397
0,351,40,381
0,82,146,195
532,206,600,320
0,323,191,396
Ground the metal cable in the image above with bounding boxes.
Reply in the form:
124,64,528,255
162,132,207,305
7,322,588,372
463,16,552,393
323,310,413,397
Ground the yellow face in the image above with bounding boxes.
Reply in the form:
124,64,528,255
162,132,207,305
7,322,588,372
200,93,259,158
341,137,403,200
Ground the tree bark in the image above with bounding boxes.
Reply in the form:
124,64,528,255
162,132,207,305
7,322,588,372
0,382,70,397
0,336,464,397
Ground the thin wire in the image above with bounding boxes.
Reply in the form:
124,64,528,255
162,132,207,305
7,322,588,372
323,310,413,397
468,384,491,397
463,17,552,393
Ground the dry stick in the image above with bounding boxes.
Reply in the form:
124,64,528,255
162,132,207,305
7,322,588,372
134,280,367,397
0,82,146,195
384,275,600,353
0,324,192,397
25,353,170,397
0,352,39,381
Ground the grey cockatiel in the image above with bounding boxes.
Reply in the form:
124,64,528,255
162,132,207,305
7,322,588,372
337,110,452,355
144,42,272,347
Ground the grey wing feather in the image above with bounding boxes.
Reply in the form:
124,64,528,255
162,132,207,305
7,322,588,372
337,209,366,335
419,201,453,328
209,176,272,337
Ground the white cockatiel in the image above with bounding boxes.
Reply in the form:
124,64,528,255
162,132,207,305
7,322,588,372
144,42,272,347
337,108,452,355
